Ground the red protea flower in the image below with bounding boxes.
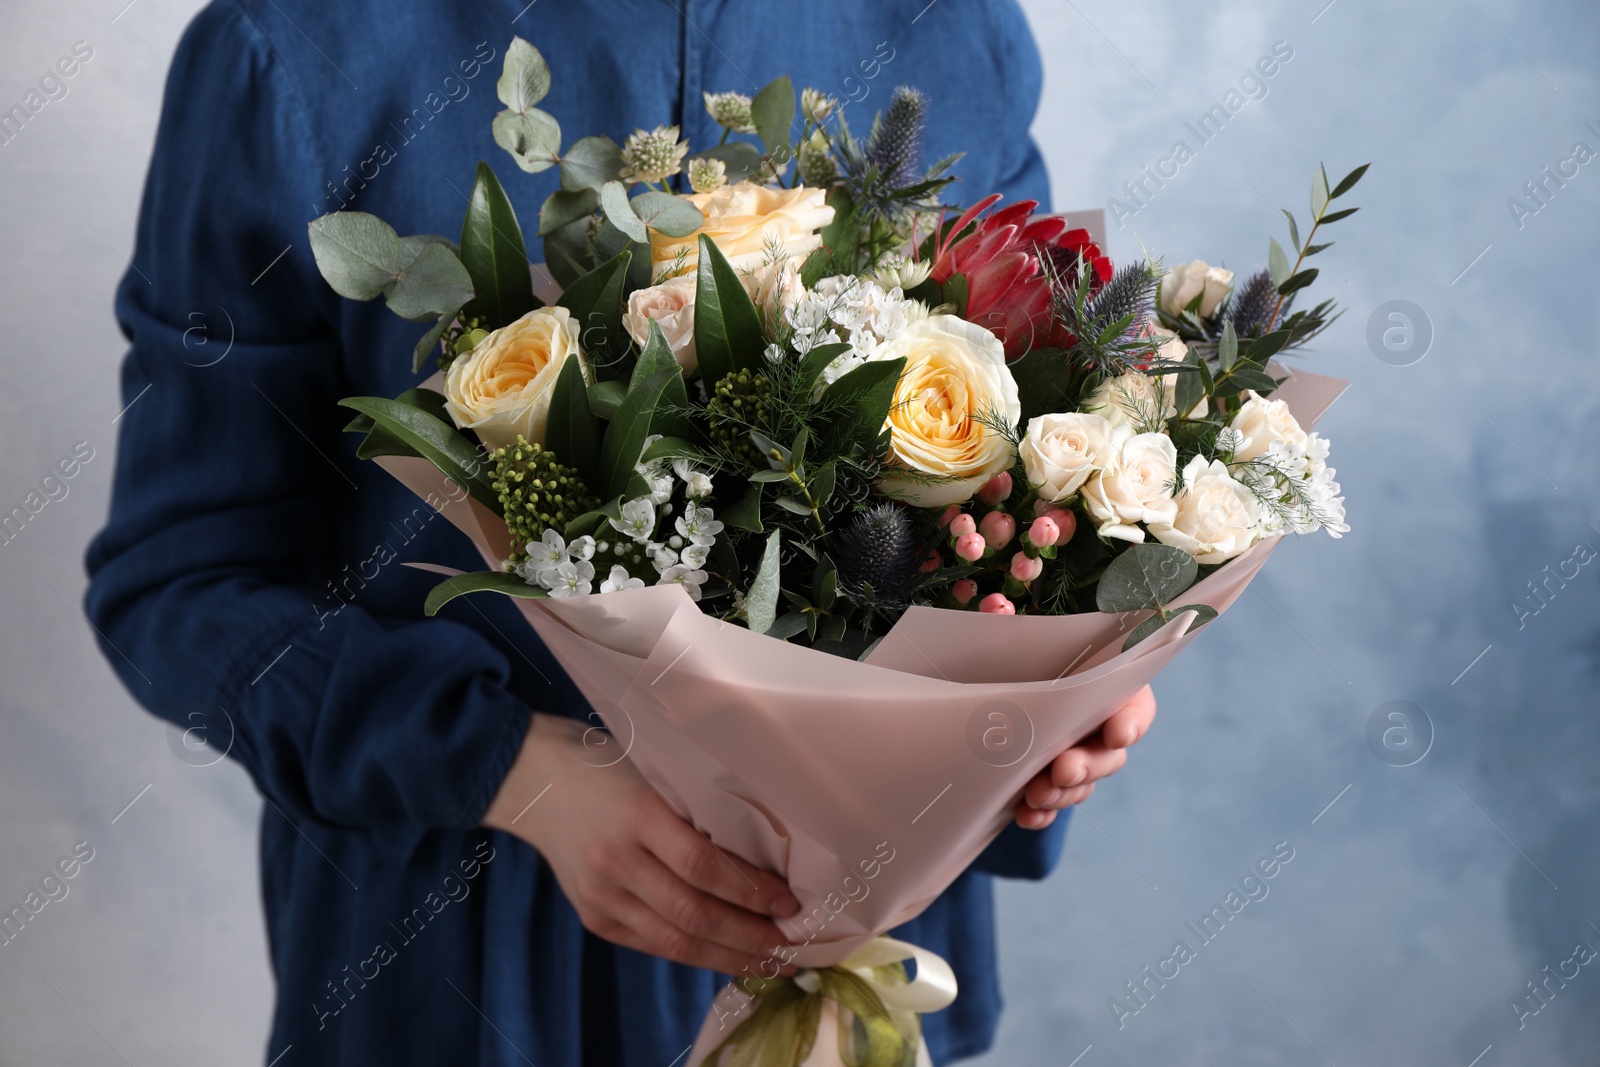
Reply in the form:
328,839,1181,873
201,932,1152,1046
928,194,1113,360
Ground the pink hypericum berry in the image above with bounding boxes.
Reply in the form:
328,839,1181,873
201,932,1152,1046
948,513,977,538
937,505,962,529
1046,508,1076,543
952,579,979,605
1010,552,1044,582
1028,515,1060,549
978,471,1013,506
979,593,1016,615
954,532,986,562
978,511,1016,549
920,550,943,573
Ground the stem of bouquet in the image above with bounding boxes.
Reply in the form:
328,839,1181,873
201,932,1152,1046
1266,213,1325,331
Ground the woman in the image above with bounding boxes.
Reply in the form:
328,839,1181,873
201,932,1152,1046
84,1,1155,1062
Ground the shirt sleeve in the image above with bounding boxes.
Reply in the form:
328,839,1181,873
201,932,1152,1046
82,1,537,856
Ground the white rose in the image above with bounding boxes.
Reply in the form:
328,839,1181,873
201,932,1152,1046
1159,260,1235,318
444,306,584,453
1082,432,1179,542
741,256,803,326
871,315,1021,508
1085,370,1181,429
1149,456,1262,564
1228,390,1308,462
1020,412,1120,503
624,275,699,372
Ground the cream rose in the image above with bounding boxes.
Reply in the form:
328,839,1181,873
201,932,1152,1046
1085,370,1181,429
650,181,834,275
741,256,804,326
1159,260,1235,317
1020,412,1120,503
871,315,1020,508
1149,456,1262,564
623,275,699,372
1227,390,1308,462
444,306,584,453
1083,432,1179,542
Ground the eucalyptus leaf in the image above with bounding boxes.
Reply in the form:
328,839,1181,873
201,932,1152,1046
774,497,811,515
599,181,647,244
1122,603,1219,651
1095,543,1198,613
1311,164,1331,219
560,136,624,192
1318,206,1359,224
308,212,409,301
492,109,561,174
745,530,783,634
424,570,546,616
539,188,598,237
1267,238,1292,287
1281,208,1299,251
497,37,551,112
1276,268,1319,296
630,190,703,238
1330,163,1370,198
1218,321,1238,372
383,242,477,322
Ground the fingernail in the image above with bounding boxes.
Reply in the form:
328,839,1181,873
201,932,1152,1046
1072,764,1088,786
769,894,800,917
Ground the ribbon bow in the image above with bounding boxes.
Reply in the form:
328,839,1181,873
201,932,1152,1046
702,937,957,1067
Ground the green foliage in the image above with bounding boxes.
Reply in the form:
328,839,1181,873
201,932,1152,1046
544,355,601,490
745,530,783,634
706,368,774,466
556,249,632,377
460,162,538,330
492,38,561,173
1095,543,1199,613
309,212,475,323
492,436,598,560
337,396,499,511
423,570,548,616
692,235,766,383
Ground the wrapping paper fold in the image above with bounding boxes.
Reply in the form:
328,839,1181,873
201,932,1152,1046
379,368,1346,1065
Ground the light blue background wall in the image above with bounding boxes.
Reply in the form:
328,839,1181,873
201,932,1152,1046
0,1,1595,1064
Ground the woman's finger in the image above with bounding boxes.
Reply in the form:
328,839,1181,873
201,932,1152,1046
637,790,800,919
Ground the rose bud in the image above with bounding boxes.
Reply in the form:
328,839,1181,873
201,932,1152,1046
1045,508,1077,543
978,471,1013,506
978,511,1016,549
954,532,986,562
952,578,979,605
937,505,962,529
920,550,943,573
1028,515,1060,549
948,513,977,538
1010,552,1044,582
979,593,1015,615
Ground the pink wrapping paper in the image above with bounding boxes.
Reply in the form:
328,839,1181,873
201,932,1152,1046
379,368,1346,1063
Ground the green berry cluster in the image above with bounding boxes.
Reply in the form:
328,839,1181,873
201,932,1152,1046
491,437,597,562
706,368,773,467
439,315,488,371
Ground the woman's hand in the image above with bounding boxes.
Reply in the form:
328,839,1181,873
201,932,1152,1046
1013,684,1157,829
483,713,801,976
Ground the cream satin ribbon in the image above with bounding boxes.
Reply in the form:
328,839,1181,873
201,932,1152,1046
792,936,958,1014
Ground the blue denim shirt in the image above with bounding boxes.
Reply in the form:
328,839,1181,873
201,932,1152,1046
84,1,1067,1062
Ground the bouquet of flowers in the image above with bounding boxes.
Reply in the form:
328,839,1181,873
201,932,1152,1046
309,36,1362,1067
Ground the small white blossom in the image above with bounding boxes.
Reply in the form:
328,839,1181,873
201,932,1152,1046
657,564,709,601
680,542,711,570
672,458,714,498
703,91,756,133
687,156,727,194
619,125,689,185
609,497,658,542
651,543,680,572
567,535,596,562
600,565,646,594
675,502,724,546
544,559,595,598
523,529,567,575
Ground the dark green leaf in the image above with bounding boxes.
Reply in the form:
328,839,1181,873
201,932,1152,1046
1173,348,1205,421
1095,543,1198,613
544,355,601,490
557,249,632,372
943,272,969,318
630,191,703,238
750,75,795,155
588,379,627,420
631,320,695,437
767,612,808,640
796,342,853,392
1242,329,1292,362
774,496,811,515
722,483,763,532
1227,366,1279,393
747,469,792,483
411,313,454,374
460,161,537,329
338,396,499,511
597,367,674,498
1276,268,1319,296
818,356,904,448
808,462,836,511
639,435,697,464
1330,163,1369,199
424,570,546,616
542,215,595,290
745,530,783,634
559,136,623,192
692,235,766,384
350,387,451,460
1303,241,1335,256
1009,347,1074,424
1318,206,1359,224
539,188,599,237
